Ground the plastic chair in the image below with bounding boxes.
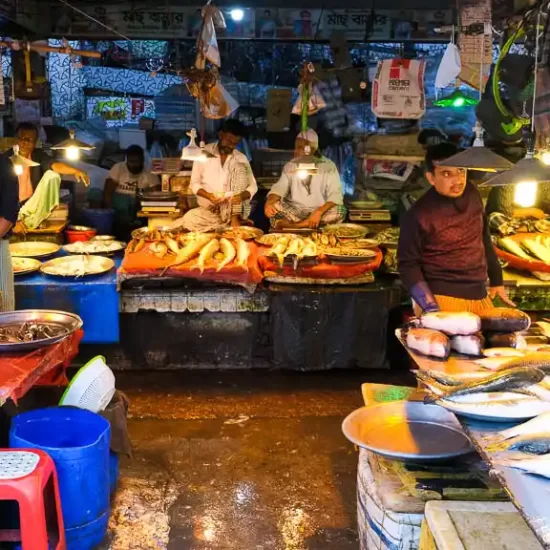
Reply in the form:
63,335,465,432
0,449,66,550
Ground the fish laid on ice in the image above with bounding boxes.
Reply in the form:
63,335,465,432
485,332,527,350
494,454,550,478
481,412,550,446
405,328,450,359
479,308,531,333
216,238,236,272
483,347,525,358
451,334,484,356
196,238,220,273
419,312,481,336
424,367,545,403
161,235,212,275
236,238,250,270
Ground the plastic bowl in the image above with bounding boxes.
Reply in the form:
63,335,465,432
66,226,97,243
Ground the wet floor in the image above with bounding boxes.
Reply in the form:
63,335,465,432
101,369,412,550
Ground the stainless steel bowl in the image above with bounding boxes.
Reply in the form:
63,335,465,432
90,235,115,242
0,310,83,352
67,225,95,232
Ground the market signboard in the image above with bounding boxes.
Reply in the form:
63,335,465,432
51,5,453,41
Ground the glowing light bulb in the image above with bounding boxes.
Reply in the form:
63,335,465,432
231,8,244,21
541,151,550,166
66,146,80,161
452,97,465,107
514,181,538,207
14,164,23,176
297,169,309,180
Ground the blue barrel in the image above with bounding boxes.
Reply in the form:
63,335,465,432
10,408,110,550
110,451,119,495
82,208,115,235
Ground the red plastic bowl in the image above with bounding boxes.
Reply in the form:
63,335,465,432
65,227,97,243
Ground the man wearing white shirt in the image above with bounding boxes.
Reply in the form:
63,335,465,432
265,129,345,229
179,119,257,232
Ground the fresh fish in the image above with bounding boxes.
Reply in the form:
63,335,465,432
419,312,481,336
499,237,532,260
451,334,484,356
475,357,511,370
522,238,550,263
196,238,220,273
236,238,250,270
413,369,479,386
165,237,180,255
424,367,545,403
481,412,550,446
284,237,304,257
485,332,527,350
483,347,525,358
494,454,550,478
489,434,550,454
536,321,550,340
479,308,531,333
405,328,450,359
161,235,212,275
496,352,550,375
216,238,236,272
271,240,288,267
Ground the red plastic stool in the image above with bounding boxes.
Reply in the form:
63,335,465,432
0,449,66,550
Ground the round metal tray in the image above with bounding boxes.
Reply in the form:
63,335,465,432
342,401,473,462
62,241,126,255
40,255,115,278
0,309,83,352
12,257,42,276
321,223,369,239
9,242,60,259
140,191,179,201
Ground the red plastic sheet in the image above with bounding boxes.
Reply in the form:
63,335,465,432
0,330,83,406
258,248,383,279
119,241,264,285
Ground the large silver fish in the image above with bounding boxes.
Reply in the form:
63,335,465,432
494,454,550,478
419,311,481,335
489,434,550,454
422,367,545,403
405,328,450,359
496,352,550,375
482,412,550,447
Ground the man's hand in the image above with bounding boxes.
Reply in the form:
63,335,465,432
306,209,323,229
13,220,27,235
231,191,250,205
489,286,516,307
75,170,90,186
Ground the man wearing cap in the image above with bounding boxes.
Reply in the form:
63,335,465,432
265,129,346,229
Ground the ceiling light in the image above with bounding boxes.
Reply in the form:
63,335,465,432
481,150,550,187
10,144,39,175
51,130,95,161
514,181,538,207
230,9,244,21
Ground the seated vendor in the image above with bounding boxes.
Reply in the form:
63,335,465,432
485,182,550,220
103,145,161,239
264,129,345,229
8,123,90,233
176,119,257,232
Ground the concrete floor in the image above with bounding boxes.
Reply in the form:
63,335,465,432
101,369,413,550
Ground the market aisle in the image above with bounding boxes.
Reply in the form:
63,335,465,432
101,370,412,549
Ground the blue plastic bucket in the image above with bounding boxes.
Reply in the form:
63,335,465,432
110,451,119,495
82,208,115,235
10,407,111,550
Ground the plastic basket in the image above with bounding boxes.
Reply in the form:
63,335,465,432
60,356,116,413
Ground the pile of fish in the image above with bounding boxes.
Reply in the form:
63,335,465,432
499,235,550,264
405,308,531,360
128,231,250,274
0,322,68,343
263,235,318,269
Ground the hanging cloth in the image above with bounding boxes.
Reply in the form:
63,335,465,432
435,42,462,98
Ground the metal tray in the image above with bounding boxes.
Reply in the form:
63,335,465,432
220,227,264,241
12,257,41,276
321,223,369,239
40,255,115,278
10,242,60,259
140,191,179,201
342,401,473,462
0,309,83,352
62,241,126,255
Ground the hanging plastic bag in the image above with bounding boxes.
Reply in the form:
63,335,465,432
292,83,327,115
201,82,239,119
196,5,226,68
435,42,462,97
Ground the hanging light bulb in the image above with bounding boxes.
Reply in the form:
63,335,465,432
51,129,95,160
514,181,538,207
541,151,550,166
181,128,208,163
293,145,319,179
10,144,39,176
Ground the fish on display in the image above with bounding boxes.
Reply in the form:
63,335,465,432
494,352,550,375
216,238,236,272
536,321,550,340
419,311,481,335
413,369,481,387
196,239,220,273
481,412,550,447
494,454,550,479
423,367,545,403
479,308,531,333
405,327,450,359
489,434,550,454
483,347,525,358
236,239,250,270
498,237,532,260
450,333,485,356
485,332,527,350
522,236,550,263
475,357,511,370
161,234,212,275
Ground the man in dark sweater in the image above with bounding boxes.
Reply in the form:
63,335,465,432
398,143,514,315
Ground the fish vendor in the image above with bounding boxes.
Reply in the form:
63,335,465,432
9,123,90,234
0,154,20,311
175,119,257,232
264,129,345,230
397,143,515,316
103,145,161,240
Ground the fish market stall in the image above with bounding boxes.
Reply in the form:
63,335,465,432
392,309,550,548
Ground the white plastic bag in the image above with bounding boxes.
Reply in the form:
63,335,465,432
201,82,239,119
292,83,327,115
435,42,462,97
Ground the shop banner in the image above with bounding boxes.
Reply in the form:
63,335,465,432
51,4,452,41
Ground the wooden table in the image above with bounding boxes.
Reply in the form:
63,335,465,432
401,342,550,548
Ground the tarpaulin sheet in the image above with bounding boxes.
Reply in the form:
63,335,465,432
258,248,383,279
0,330,83,406
271,286,396,370
118,241,264,288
